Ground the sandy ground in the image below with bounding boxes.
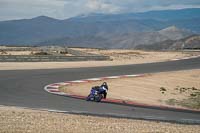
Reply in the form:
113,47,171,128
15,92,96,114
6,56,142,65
0,49,200,70
0,51,34,55
0,106,199,133
60,69,200,109
0,46,29,49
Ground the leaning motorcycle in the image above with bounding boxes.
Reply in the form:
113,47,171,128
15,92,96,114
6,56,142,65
86,87,103,102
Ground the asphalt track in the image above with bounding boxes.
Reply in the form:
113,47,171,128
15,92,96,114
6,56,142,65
1,57,200,124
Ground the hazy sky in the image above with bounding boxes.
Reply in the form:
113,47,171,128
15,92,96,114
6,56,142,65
1,0,200,21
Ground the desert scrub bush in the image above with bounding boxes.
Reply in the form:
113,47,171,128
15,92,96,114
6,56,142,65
166,99,178,106
160,87,167,94
34,52,50,55
179,94,200,109
165,87,200,109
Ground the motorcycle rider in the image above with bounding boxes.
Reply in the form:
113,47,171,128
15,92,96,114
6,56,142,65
98,82,108,99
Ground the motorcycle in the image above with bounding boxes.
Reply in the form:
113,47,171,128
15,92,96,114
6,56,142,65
86,86,103,102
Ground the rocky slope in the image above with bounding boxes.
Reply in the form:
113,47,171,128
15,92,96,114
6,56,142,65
135,35,200,50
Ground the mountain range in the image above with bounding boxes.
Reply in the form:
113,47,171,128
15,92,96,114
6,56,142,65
0,8,200,49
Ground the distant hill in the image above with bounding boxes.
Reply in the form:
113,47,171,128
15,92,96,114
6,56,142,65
135,35,200,50
158,26,192,40
0,8,199,48
40,26,193,49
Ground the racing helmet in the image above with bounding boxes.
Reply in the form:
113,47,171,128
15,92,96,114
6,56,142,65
101,82,108,90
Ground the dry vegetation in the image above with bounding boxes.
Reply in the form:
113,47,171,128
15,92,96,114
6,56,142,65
0,106,199,133
59,69,200,110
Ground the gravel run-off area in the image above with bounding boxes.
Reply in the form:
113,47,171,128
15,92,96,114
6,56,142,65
0,106,200,133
